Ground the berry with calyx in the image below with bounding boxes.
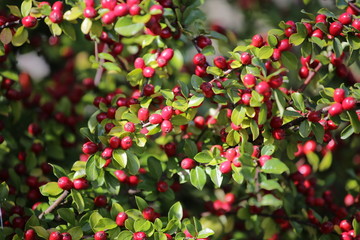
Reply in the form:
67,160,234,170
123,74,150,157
116,212,128,226
339,12,352,25
120,136,133,150
49,232,62,240
58,176,73,190
329,21,343,36
94,195,107,207
22,16,37,28
342,97,356,110
161,106,173,120
124,122,136,132
240,52,252,65
328,103,343,116
334,88,346,103
142,207,156,221
157,181,168,192
161,120,173,133
73,178,89,190
214,56,227,69
251,34,263,47
94,231,107,240
193,53,207,66
49,10,63,23
101,147,113,159
61,233,72,240
181,158,196,170
133,232,147,240
82,142,98,154
196,36,212,49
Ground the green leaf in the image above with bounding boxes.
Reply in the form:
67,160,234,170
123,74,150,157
194,151,212,163
209,166,223,188
280,51,298,71
0,70,19,81
206,66,223,76
89,212,102,232
231,105,246,126
86,155,99,181
191,74,203,90
39,182,63,196
333,38,343,58
94,218,118,232
115,17,144,37
262,158,289,174
190,166,207,190
115,230,133,240
0,28,13,45
274,89,286,117
341,124,354,140
68,226,83,240
289,33,305,46
127,151,140,175
258,46,274,59
113,149,127,168
0,182,9,202
311,122,325,143
188,93,204,108
50,164,67,178
267,34,278,47
57,208,76,225
261,145,275,156
7,5,22,17
260,194,283,208
291,92,305,112
184,140,198,159
261,179,283,192
11,26,28,47
60,21,76,40
71,189,85,213
319,151,332,172
306,152,319,172
99,52,116,62
134,219,152,233
147,157,163,180
168,202,183,221
135,196,148,211
353,218,360,237
31,226,49,239
127,68,143,87
299,121,311,138
21,0,32,17
250,120,259,140
347,111,360,134
198,228,215,238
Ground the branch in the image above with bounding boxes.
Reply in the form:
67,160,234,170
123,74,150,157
39,190,69,219
348,2,360,14
0,19,21,30
298,63,322,93
281,106,330,130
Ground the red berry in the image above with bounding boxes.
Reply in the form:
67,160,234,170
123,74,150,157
58,176,73,190
161,106,174,120
157,181,168,192
128,175,140,186
329,21,343,36
303,140,316,154
194,116,205,128
242,74,256,88
308,111,321,122
316,14,327,23
94,195,107,207
109,136,121,149
333,88,346,103
269,75,283,89
49,232,62,240
157,57,168,67
149,114,163,124
138,108,149,121
52,1,64,11
214,56,227,69
340,220,352,232
181,158,196,170
149,4,164,18
22,16,37,28
161,120,173,133
219,161,232,174
73,178,89,190
339,12,352,25
116,212,128,226
196,36,212,49
134,57,145,69
121,136,133,150
311,29,324,39
271,48,281,61
301,55,311,66
101,11,116,24
258,155,271,166
320,221,334,234
127,0,140,6
251,34,263,47
255,81,271,95
114,3,129,17
352,19,360,31
143,67,155,78
61,233,72,240
124,122,136,132
101,0,117,10
94,231,107,240
129,5,141,16
299,67,309,80
142,207,156,221
277,39,292,52
143,84,155,96
342,97,356,110
160,48,174,61
82,141,98,154
114,170,128,182
270,117,283,128
83,7,97,18
328,102,343,116
49,10,63,24
240,52,252,65
193,53,207,66
133,232,147,240
298,164,312,177
25,229,37,240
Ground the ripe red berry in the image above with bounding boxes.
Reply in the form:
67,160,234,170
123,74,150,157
329,21,343,36
143,84,155,96
114,3,129,17
61,233,72,240
311,29,324,39
277,39,292,52
161,120,173,133
52,1,64,11
270,117,283,128
303,140,316,154
101,147,113,159
124,122,136,132
251,34,263,47
101,11,116,24
271,48,282,61
220,161,232,174
160,48,174,61
241,93,251,105
149,4,164,18
157,57,167,67
128,175,140,186
134,58,145,69
149,114,163,124
339,12,352,25
181,158,196,170
25,229,37,240
269,75,283,89
22,16,37,28
101,0,117,9
142,207,156,221
82,141,98,154
109,136,121,149
255,81,271,95
49,231,62,240
194,116,205,128
339,220,352,232
161,106,173,120
342,97,356,110
49,10,63,24
114,170,128,182
240,52,252,65
116,212,128,226
143,67,155,78
258,155,271,166
214,56,227,69
308,111,321,122
316,14,327,23
196,36,212,49
58,176,73,190
328,102,343,116
193,53,207,66
320,221,334,234
352,19,360,31
94,231,107,240
133,232,147,240
121,136,133,150
73,178,89,190
298,164,312,177
157,181,168,192
138,108,149,121
242,74,256,88
83,7,97,18
94,195,107,207
333,88,346,103
129,5,141,16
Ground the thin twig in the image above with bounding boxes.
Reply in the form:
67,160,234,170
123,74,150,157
39,190,69,219
349,2,360,14
0,19,21,30
298,63,322,93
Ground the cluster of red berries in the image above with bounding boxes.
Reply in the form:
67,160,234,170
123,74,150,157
329,88,356,116
114,169,141,186
58,176,89,190
205,192,237,216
